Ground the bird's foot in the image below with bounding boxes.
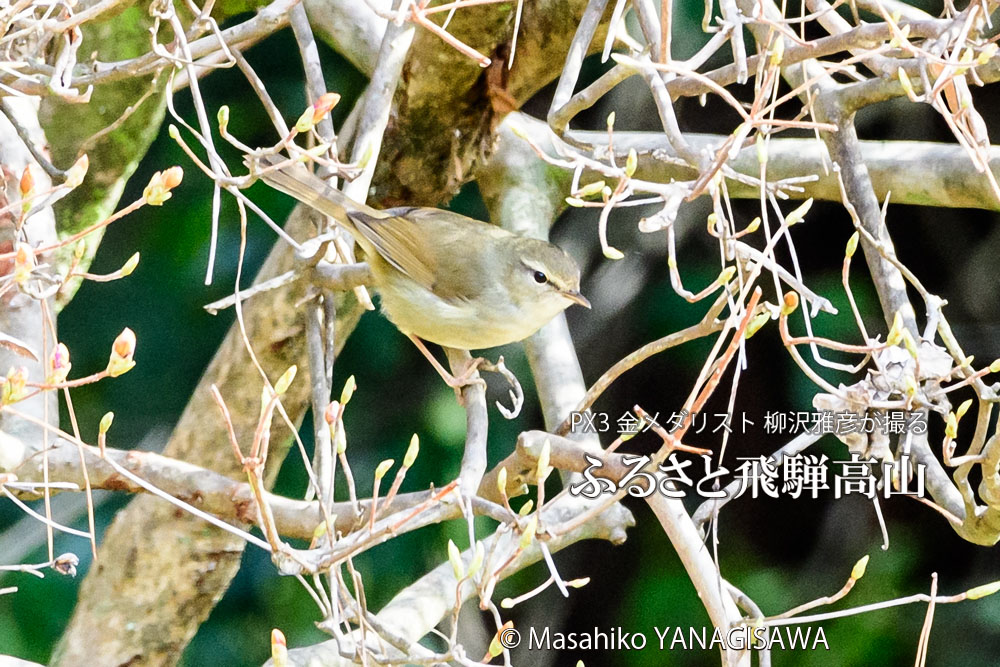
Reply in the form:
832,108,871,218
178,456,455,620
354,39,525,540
407,335,486,398
445,355,487,390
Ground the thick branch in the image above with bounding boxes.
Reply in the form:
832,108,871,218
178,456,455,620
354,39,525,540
0,99,58,464
566,123,1000,211
10,438,473,540
51,208,365,666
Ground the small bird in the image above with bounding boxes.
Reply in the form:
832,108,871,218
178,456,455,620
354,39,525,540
255,156,590,379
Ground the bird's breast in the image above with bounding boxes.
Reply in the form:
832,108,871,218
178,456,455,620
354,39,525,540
375,270,557,350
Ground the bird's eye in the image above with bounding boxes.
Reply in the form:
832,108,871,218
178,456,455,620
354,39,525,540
533,270,548,284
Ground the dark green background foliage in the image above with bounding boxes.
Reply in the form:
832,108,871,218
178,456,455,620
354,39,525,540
4,5,1000,666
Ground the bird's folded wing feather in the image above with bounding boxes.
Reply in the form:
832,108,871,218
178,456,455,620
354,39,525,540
349,207,511,302
348,209,440,293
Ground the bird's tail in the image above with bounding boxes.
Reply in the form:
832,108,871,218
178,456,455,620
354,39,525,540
253,155,383,232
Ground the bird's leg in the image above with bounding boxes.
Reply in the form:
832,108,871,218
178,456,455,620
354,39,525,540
407,335,484,390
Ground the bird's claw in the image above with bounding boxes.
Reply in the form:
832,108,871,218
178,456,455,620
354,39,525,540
479,356,524,419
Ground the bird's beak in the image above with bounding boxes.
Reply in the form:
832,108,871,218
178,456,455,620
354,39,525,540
561,290,591,309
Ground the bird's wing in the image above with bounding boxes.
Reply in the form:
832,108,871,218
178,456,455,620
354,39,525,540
350,207,512,301
348,208,440,293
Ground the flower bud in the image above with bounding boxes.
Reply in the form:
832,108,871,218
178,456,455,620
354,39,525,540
99,411,115,434
886,312,904,347
784,198,813,226
324,401,339,425
403,433,419,468
769,35,784,66
120,252,140,277
781,292,799,316
945,411,958,439
535,439,552,484
467,541,485,577
1,367,27,404
845,231,859,258
897,68,915,99
624,148,638,178
900,329,918,359
340,375,356,405
519,515,538,550
334,423,347,454
295,93,342,133
106,327,136,377
497,467,508,497
48,343,71,384
447,539,464,580
745,311,771,339
576,180,606,198
217,105,230,133
312,93,340,122
967,581,1000,600
706,212,719,234
603,245,624,260
64,155,89,189
19,165,34,198
162,166,183,189
889,24,910,49
489,622,513,658
295,107,316,133
273,365,297,395
13,243,34,286
850,554,869,580
374,458,394,480
143,167,183,206
271,629,288,667
756,133,768,165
